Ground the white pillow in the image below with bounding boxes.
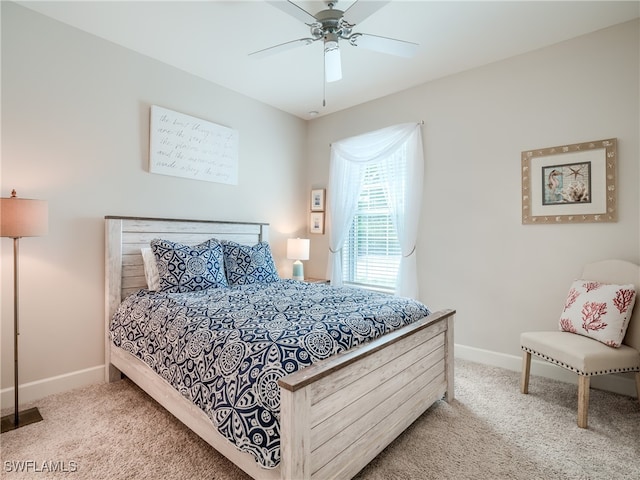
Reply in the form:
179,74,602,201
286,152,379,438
141,247,160,291
559,280,637,347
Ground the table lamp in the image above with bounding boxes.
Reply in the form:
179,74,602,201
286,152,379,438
287,238,310,281
1,189,48,433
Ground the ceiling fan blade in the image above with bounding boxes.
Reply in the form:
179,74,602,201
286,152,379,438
249,37,317,59
265,0,317,24
325,45,342,82
349,33,418,58
343,0,391,25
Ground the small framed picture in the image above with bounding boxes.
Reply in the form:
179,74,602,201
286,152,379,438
310,212,325,234
311,188,325,211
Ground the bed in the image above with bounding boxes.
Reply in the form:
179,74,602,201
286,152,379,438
104,215,455,479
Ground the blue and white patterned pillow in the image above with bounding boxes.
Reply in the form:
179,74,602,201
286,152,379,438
151,238,228,293
221,240,279,285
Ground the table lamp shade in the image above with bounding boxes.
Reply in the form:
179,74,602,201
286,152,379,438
287,238,310,261
287,238,309,281
0,192,48,238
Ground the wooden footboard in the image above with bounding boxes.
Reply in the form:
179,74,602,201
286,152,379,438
279,309,454,480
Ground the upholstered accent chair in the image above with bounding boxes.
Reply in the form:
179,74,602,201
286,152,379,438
520,259,640,428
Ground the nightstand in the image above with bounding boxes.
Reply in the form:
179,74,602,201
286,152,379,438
304,277,329,284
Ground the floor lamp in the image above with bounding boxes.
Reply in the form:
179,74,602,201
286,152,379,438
1,189,48,433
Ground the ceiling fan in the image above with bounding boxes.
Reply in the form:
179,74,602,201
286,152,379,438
250,0,419,83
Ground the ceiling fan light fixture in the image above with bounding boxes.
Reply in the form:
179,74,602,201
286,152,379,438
324,31,342,82
324,46,342,83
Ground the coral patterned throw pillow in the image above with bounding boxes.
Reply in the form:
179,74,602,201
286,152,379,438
559,280,636,347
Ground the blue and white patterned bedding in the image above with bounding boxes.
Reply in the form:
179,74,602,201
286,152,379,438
109,280,430,468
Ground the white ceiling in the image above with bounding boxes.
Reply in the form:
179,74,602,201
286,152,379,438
18,1,640,120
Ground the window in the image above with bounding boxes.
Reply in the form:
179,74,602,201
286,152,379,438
342,161,402,291
327,123,423,298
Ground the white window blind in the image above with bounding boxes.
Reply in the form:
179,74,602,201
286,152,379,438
342,162,402,290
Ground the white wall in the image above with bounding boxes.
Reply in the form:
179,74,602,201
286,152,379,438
305,20,640,395
1,3,307,407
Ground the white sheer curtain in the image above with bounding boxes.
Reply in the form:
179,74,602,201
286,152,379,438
326,123,424,298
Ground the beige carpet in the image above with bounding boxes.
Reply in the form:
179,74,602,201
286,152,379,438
1,359,638,479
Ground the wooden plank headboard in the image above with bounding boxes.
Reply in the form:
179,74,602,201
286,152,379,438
104,216,269,370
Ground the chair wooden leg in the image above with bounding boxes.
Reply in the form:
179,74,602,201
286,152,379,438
520,351,531,394
635,372,640,406
577,375,590,428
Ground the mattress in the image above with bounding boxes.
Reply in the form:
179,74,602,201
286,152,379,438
109,280,430,468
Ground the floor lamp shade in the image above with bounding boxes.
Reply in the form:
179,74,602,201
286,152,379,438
1,190,48,433
287,238,310,281
1,191,48,238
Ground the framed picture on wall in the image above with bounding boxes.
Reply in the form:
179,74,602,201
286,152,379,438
310,212,325,234
521,138,617,224
311,189,325,211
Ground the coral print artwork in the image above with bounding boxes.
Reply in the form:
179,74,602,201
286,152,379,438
543,161,591,205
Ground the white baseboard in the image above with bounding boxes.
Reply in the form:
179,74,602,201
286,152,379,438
455,343,638,398
1,365,104,410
